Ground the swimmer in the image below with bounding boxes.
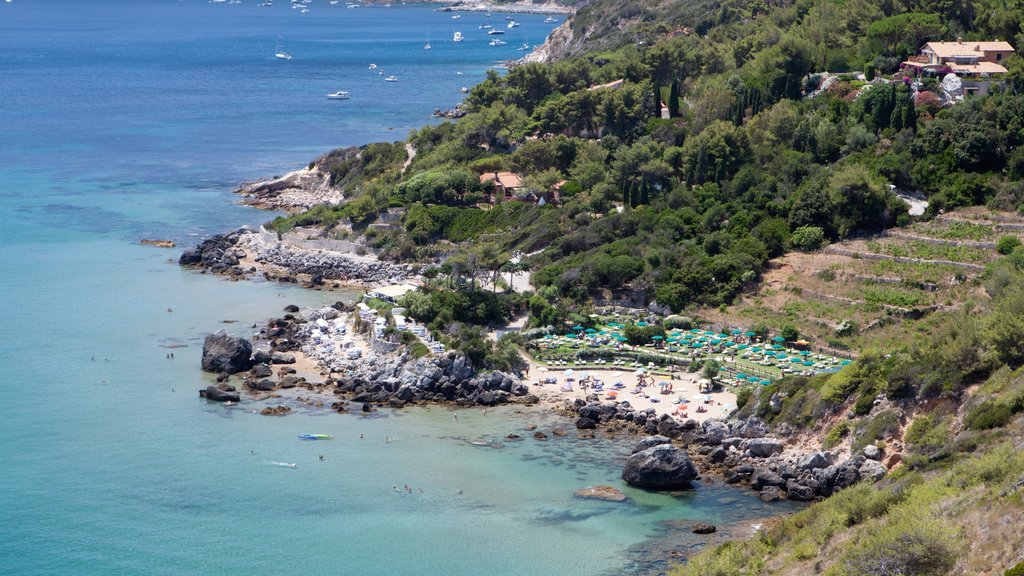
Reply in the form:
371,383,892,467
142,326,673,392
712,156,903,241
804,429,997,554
319,455,324,461
359,433,364,439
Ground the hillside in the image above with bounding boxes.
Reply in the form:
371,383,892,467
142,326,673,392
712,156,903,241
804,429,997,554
226,0,1024,572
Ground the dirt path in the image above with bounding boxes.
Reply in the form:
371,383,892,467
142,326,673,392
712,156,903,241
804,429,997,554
403,143,416,174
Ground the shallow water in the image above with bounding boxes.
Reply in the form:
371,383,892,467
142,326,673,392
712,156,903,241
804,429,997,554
0,2,798,574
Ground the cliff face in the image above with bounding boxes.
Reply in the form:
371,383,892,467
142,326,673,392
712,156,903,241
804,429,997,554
524,19,580,63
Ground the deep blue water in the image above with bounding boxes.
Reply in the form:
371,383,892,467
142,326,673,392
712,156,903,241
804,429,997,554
0,2,796,575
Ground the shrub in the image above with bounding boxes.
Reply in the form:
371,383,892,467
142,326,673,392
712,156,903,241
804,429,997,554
835,512,960,576
853,392,876,416
997,235,1022,255
735,387,753,409
852,410,901,454
791,225,826,251
824,421,851,449
963,400,1013,430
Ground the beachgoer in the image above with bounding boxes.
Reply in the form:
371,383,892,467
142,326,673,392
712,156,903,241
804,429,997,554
319,455,324,461
359,433,364,439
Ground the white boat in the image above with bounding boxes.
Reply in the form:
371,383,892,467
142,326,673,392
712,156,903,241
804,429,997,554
507,21,519,28
451,14,460,19
368,63,378,69
275,41,291,60
487,29,504,35
489,39,506,46
460,86,469,93
424,41,431,50
326,91,350,99
517,42,529,51
544,16,557,23
453,31,463,42
479,24,491,29
384,75,398,82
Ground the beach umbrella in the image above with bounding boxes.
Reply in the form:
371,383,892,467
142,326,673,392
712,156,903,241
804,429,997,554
745,331,756,337
737,344,748,350
565,333,577,339
637,321,648,327
772,344,784,350
737,373,748,379
690,328,702,333
790,358,801,363
634,369,645,375
840,359,851,365
731,329,742,335
572,325,584,331
691,342,702,348
772,336,785,342
651,335,663,340
585,328,597,333
760,379,771,385
666,337,677,343
563,369,574,376
725,341,736,347
799,350,810,356
751,346,761,352
803,361,815,367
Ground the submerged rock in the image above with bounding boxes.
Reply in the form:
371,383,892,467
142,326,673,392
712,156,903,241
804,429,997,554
621,444,699,489
574,485,627,502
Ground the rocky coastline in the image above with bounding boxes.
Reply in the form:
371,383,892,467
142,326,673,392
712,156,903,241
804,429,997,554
179,228,413,288
563,398,891,503
198,304,534,414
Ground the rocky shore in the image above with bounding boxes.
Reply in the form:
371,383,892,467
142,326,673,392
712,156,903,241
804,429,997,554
198,304,534,412
565,398,891,503
179,228,413,287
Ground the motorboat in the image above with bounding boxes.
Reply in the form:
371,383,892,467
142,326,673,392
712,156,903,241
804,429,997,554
453,31,463,42
368,63,378,69
507,20,519,28
489,39,506,46
460,86,469,93
517,42,530,51
326,91,350,99
384,75,398,82
544,16,557,23
479,24,491,29
451,14,460,18
424,41,431,49
487,29,504,35
299,434,334,440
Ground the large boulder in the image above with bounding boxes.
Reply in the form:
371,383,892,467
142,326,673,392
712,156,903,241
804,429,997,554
622,444,699,489
859,459,888,482
799,451,832,471
701,420,729,445
863,444,881,460
201,331,253,374
750,468,786,490
745,438,784,458
731,417,770,438
632,435,672,454
202,384,239,402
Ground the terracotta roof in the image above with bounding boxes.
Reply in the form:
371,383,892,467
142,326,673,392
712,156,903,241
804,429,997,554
495,171,523,189
923,41,1015,58
950,61,1009,74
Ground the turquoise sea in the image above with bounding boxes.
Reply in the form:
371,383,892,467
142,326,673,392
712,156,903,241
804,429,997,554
0,2,797,574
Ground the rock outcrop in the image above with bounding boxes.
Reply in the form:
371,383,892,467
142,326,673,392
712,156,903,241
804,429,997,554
622,444,699,489
201,331,253,374
574,485,628,502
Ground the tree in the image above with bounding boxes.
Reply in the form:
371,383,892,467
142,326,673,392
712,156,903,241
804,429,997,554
790,226,826,251
668,79,680,118
781,324,799,341
652,79,662,117
701,359,721,383
997,235,1022,255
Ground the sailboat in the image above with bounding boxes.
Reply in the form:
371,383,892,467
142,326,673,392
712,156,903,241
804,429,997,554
275,40,292,60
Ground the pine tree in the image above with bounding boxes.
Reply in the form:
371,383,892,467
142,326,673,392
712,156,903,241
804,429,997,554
668,79,680,118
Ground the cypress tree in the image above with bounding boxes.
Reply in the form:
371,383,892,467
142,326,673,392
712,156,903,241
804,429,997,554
903,96,917,133
890,101,904,131
640,179,650,205
622,183,630,208
784,74,801,100
653,80,662,117
668,79,680,118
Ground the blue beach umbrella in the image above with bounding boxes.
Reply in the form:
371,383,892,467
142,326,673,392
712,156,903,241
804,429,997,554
745,331,757,337
772,336,785,342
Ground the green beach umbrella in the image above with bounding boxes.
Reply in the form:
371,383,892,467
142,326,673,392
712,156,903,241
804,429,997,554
565,333,577,339
572,325,584,331
772,344,784,350
636,321,648,327
585,328,597,333
731,329,742,335
737,373,748,379
799,350,810,356
772,336,785,342
737,344,748,350
751,346,762,352
803,361,815,366
760,379,771,385
651,335,663,340
667,337,678,342
691,342,702,348
840,359,851,365
790,358,801,363
691,328,702,333
745,331,756,337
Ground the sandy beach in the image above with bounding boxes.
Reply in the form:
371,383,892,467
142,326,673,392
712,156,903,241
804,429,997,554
522,358,737,422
